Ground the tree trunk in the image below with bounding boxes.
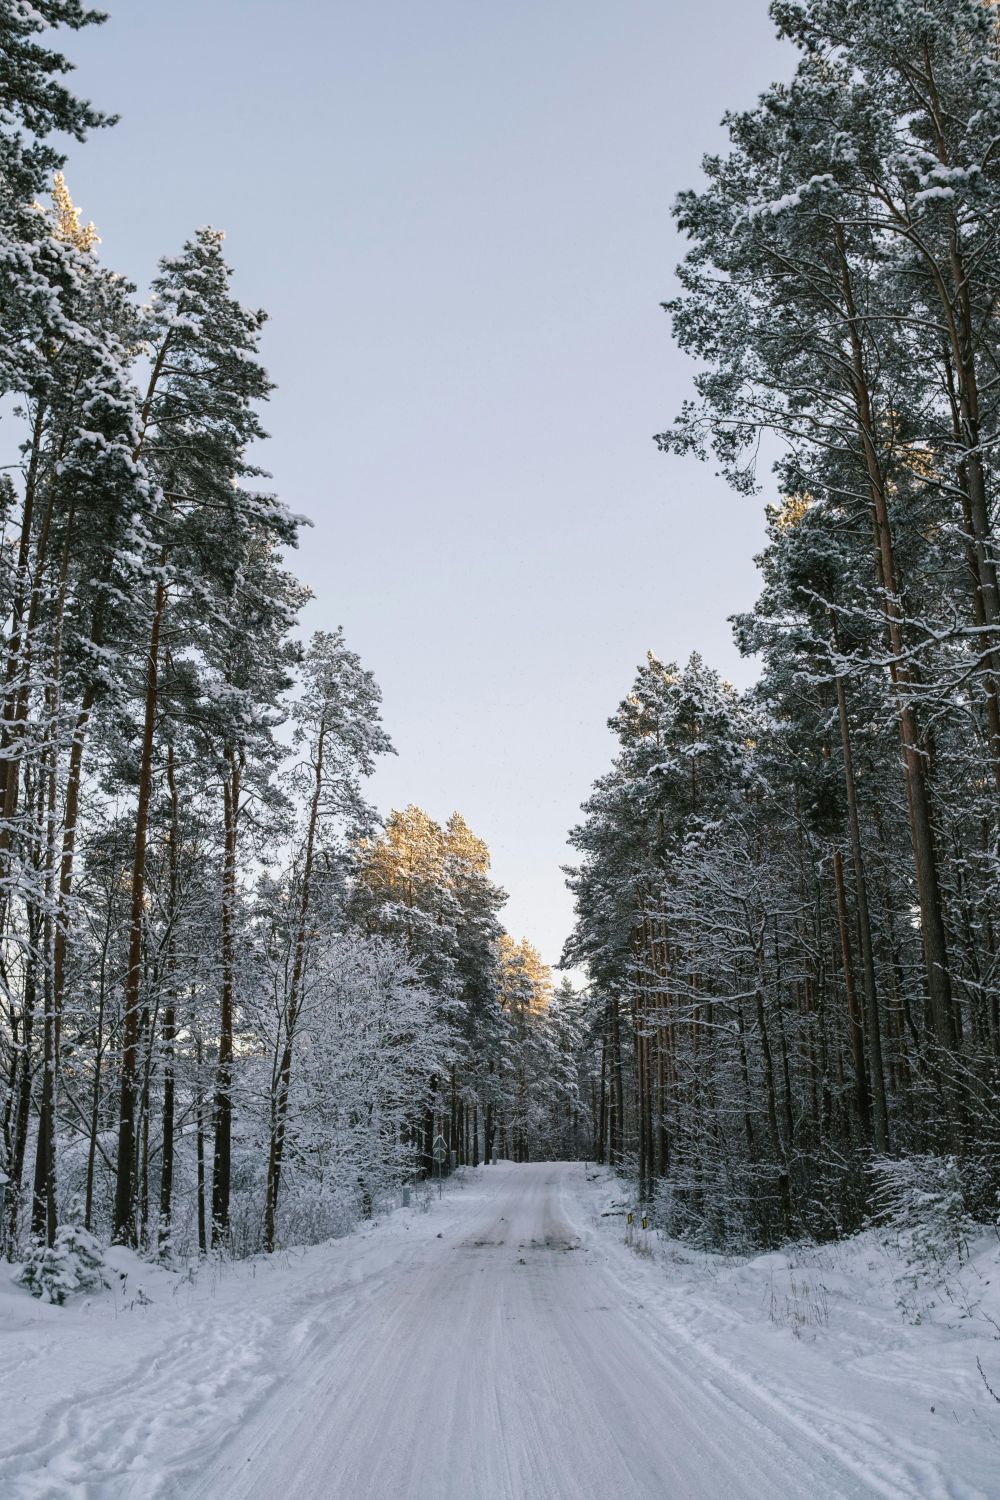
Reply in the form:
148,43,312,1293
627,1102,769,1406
835,230,957,1078
264,720,327,1251
751,917,792,1238
158,742,180,1251
829,619,889,1149
195,1036,207,1254
832,847,870,1136
609,995,624,1166
0,400,47,837
212,747,242,1248
113,574,166,1243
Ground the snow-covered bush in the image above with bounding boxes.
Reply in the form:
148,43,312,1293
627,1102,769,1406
651,1164,760,1254
243,934,448,1251
13,1224,107,1305
869,1155,973,1264
273,1182,358,1247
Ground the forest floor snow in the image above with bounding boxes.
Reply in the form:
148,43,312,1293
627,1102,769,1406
0,1162,997,1498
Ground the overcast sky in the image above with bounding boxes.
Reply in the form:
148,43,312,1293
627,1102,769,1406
60,1,792,968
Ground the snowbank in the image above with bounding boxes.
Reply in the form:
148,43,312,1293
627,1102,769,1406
576,1169,1000,1498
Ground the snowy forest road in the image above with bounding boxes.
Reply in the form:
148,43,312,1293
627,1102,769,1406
6,1161,973,1499
190,1162,880,1500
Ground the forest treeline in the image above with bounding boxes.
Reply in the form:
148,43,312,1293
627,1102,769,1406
9,0,1000,1275
0,3,589,1263
565,0,1000,1247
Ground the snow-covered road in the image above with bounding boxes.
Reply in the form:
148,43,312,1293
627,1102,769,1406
193,1162,872,1500
3,1161,995,1498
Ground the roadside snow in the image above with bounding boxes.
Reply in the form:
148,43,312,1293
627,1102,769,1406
0,1182,471,1498
576,1171,1000,1499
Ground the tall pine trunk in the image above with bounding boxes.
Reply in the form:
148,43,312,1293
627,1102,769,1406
113,575,166,1243
212,747,242,1247
836,233,957,1088
158,741,180,1250
264,721,326,1251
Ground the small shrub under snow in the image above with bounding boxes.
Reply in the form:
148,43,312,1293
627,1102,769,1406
13,1224,108,1305
866,1154,988,1322
869,1155,975,1267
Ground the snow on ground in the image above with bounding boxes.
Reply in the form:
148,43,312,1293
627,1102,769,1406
577,1171,1000,1500
0,1163,997,1498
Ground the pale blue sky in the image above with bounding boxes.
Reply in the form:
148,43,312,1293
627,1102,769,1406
60,1,791,967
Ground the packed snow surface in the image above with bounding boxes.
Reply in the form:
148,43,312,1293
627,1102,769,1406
1,1162,998,1497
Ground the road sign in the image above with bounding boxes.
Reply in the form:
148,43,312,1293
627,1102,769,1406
432,1133,448,1164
